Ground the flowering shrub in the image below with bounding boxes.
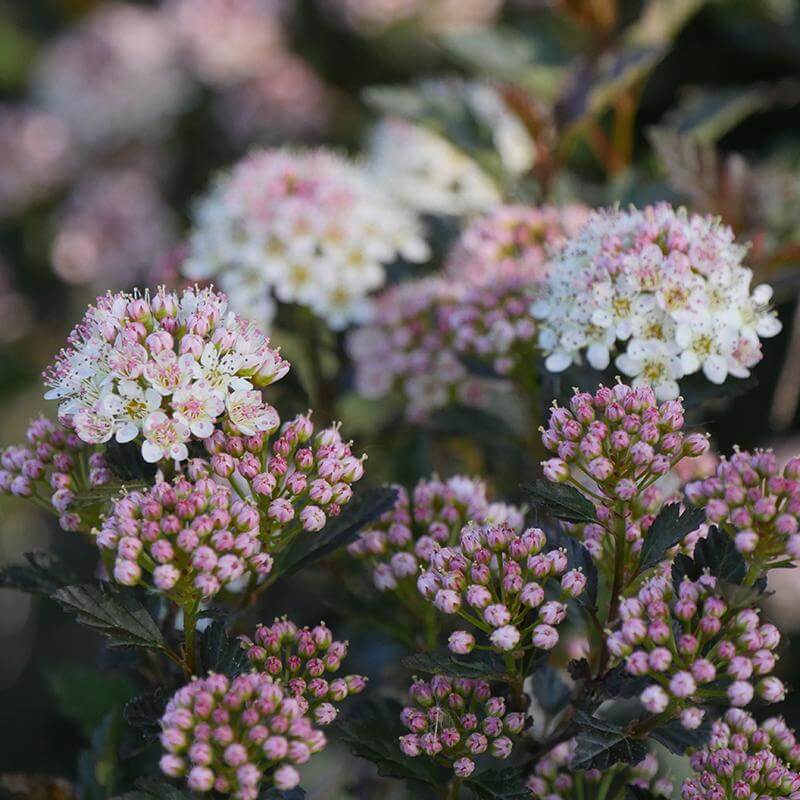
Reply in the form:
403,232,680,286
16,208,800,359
183,147,429,327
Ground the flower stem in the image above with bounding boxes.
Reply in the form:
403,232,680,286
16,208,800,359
183,602,199,677
444,777,462,800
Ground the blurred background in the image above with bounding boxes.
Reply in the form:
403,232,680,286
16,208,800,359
3,0,800,797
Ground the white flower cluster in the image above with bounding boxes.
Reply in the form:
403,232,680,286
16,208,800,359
533,204,782,400
44,286,289,463
183,147,430,329
367,81,535,216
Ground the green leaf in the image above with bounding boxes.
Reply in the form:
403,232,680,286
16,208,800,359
335,699,444,787
111,779,191,800
0,550,79,596
572,711,648,770
531,664,571,715
46,665,136,736
671,526,746,589
199,619,248,677
638,504,705,572
269,485,398,582
52,584,168,652
648,716,712,754
524,480,598,524
463,765,530,799
123,689,170,744
402,649,508,680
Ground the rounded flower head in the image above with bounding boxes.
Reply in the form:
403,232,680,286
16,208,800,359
682,709,800,799
159,671,325,798
33,3,190,150
445,204,589,288
43,286,289,463
419,521,583,657
240,617,366,724
183,147,429,329
96,469,273,599
687,448,800,568
399,674,523,774
615,573,781,727
348,473,522,592
534,203,781,400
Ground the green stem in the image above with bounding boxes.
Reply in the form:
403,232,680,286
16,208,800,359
183,602,199,677
444,777,462,800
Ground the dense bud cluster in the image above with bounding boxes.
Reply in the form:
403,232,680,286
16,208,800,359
159,671,326,797
240,617,366,725
681,709,800,799
398,674,525,777
0,416,111,531
686,448,800,567
204,412,365,545
445,204,588,288
44,286,289,463
541,384,708,558
534,203,781,399
419,522,586,655
609,573,783,727
96,469,272,598
348,474,522,592
183,147,429,328
526,744,673,798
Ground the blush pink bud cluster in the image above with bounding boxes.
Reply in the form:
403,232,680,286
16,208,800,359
347,474,522,592
159,671,326,798
526,741,673,798
444,204,590,289
682,708,800,799
96,468,273,599
609,573,783,728
239,617,366,726
398,674,525,777
204,413,365,546
418,522,585,656
686,448,800,568
0,415,111,531
44,286,289,463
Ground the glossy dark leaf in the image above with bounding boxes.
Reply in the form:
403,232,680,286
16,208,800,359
671,526,746,589
464,765,530,799
531,664,571,715
270,485,397,581
52,584,167,651
402,649,508,680
524,480,598,525
199,619,248,677
572,711,648,770
123,689,170,743
638,504,705,572
648,716,712,754
602,666,650,700
0,550,79,596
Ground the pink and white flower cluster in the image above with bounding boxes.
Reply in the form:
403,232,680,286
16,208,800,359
609,573,784,728
542,383,708,558
183,148,429,328
681,709,800,799
240,617,366,725
204,412,365,546
526,744,673,798
534,204,782,399
398,674,525,778
96,468,273,598
159,671,325,796
686,448,800,568
43,286,289,463
348,474,522,592
418,522,586,655
0,416,111,532
33,2,191,150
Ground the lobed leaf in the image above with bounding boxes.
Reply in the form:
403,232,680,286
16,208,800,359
638,503,705,573
402,649,508,680
0,550,79,596
671,526,746,589
524,480,598,525
531,664,571,715
648,716,712,754
464,765,530,799
572,711,648,770
199,618,248,678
